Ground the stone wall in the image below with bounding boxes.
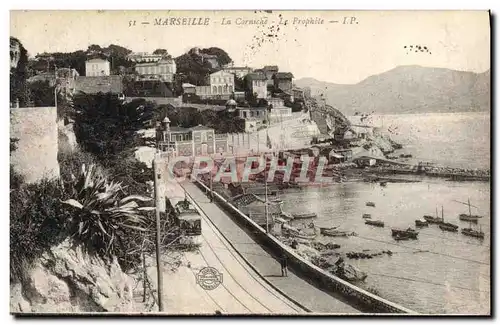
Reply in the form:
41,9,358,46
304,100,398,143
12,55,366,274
10,107,60,183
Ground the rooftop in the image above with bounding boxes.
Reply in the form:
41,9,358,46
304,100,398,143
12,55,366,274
86,58,109,63
263,65,279,71
246,73,267,81
274,72,294,79
169,124,214,133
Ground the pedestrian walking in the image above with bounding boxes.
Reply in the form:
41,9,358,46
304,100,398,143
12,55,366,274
280,253,288,277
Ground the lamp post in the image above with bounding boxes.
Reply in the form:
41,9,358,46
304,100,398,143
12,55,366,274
265,163,269,233
209,158,214,202
152,156,165,312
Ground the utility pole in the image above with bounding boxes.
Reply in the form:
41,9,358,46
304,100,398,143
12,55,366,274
264,154,269,233
209,161,213,202
153,156,165,311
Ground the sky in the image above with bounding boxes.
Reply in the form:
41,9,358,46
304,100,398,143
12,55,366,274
10,10,490,84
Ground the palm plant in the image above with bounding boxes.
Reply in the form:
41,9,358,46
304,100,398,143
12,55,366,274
61,163,154,259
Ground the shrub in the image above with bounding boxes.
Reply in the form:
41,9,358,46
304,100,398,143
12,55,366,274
60,163,153,266
10,178,69,282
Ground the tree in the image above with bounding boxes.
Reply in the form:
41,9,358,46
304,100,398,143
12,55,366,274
10,37,30,106
200,47,232,67
153,49,169,55
175,47,233,86
71,93,162,160
28,80,55,107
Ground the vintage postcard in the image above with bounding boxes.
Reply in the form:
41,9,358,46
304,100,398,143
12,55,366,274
9,10,490,315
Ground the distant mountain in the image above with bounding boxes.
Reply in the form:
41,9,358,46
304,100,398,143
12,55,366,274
295,66,490,115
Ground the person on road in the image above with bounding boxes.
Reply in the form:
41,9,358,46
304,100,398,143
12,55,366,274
280,253,288,277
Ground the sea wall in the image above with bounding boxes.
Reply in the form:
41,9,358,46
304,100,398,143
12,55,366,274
10,107,60,183
194,179,416,314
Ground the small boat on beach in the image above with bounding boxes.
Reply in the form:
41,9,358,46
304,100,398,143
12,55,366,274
290,232,317,240
362,213,372,219
320,227,356,237
365,220,384,227
391,227,419,239
292,213,318,220
393,233,411,241
281,223,317,240
380,181,387,187
366,202,376,207
415,219,429,227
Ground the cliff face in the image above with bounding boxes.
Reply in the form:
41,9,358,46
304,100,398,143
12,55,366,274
306,97,351,137
10,239,145,313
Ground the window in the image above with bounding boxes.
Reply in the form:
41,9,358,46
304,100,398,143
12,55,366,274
213,86,217,94
243,111,247,118
218,85,222,94
229,86,233,93
223,85,228,93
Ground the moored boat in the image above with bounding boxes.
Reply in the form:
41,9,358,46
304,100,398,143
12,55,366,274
292,212,318,220
281,223,317,240
393,233,411,241
366,201,376,207
362,213,372,219
365,220,384,227
455,198,484,223
415,219,428,227
291,232,317,240
320,227,356,237
461,227,485,239
439,206,458,232
459,214,482,222
461,220,485,239
423,215,443,224
391,227,419,239
439,224,459,232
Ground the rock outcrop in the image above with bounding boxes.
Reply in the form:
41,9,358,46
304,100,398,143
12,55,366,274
10,239,143,313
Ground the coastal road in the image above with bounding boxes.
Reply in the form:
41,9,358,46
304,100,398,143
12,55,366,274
160,176,304,314
178,180,362,314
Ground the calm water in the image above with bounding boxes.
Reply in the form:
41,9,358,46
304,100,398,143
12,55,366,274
355,112,491,169
281,113,491,314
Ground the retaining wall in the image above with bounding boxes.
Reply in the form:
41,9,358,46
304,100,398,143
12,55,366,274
10,106,60,183
194,179,416,314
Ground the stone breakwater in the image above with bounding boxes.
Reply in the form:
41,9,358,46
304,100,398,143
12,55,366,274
364,163,490,181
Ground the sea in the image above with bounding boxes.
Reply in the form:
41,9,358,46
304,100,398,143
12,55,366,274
280,112,491,314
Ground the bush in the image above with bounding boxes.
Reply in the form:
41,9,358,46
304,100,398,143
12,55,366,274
11,149,158,281
10,179,69,282
60,163,153,267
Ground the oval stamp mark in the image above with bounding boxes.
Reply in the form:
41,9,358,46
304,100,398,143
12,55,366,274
196,266,223,290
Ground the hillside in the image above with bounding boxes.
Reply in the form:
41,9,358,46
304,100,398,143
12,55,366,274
295,66,490,115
